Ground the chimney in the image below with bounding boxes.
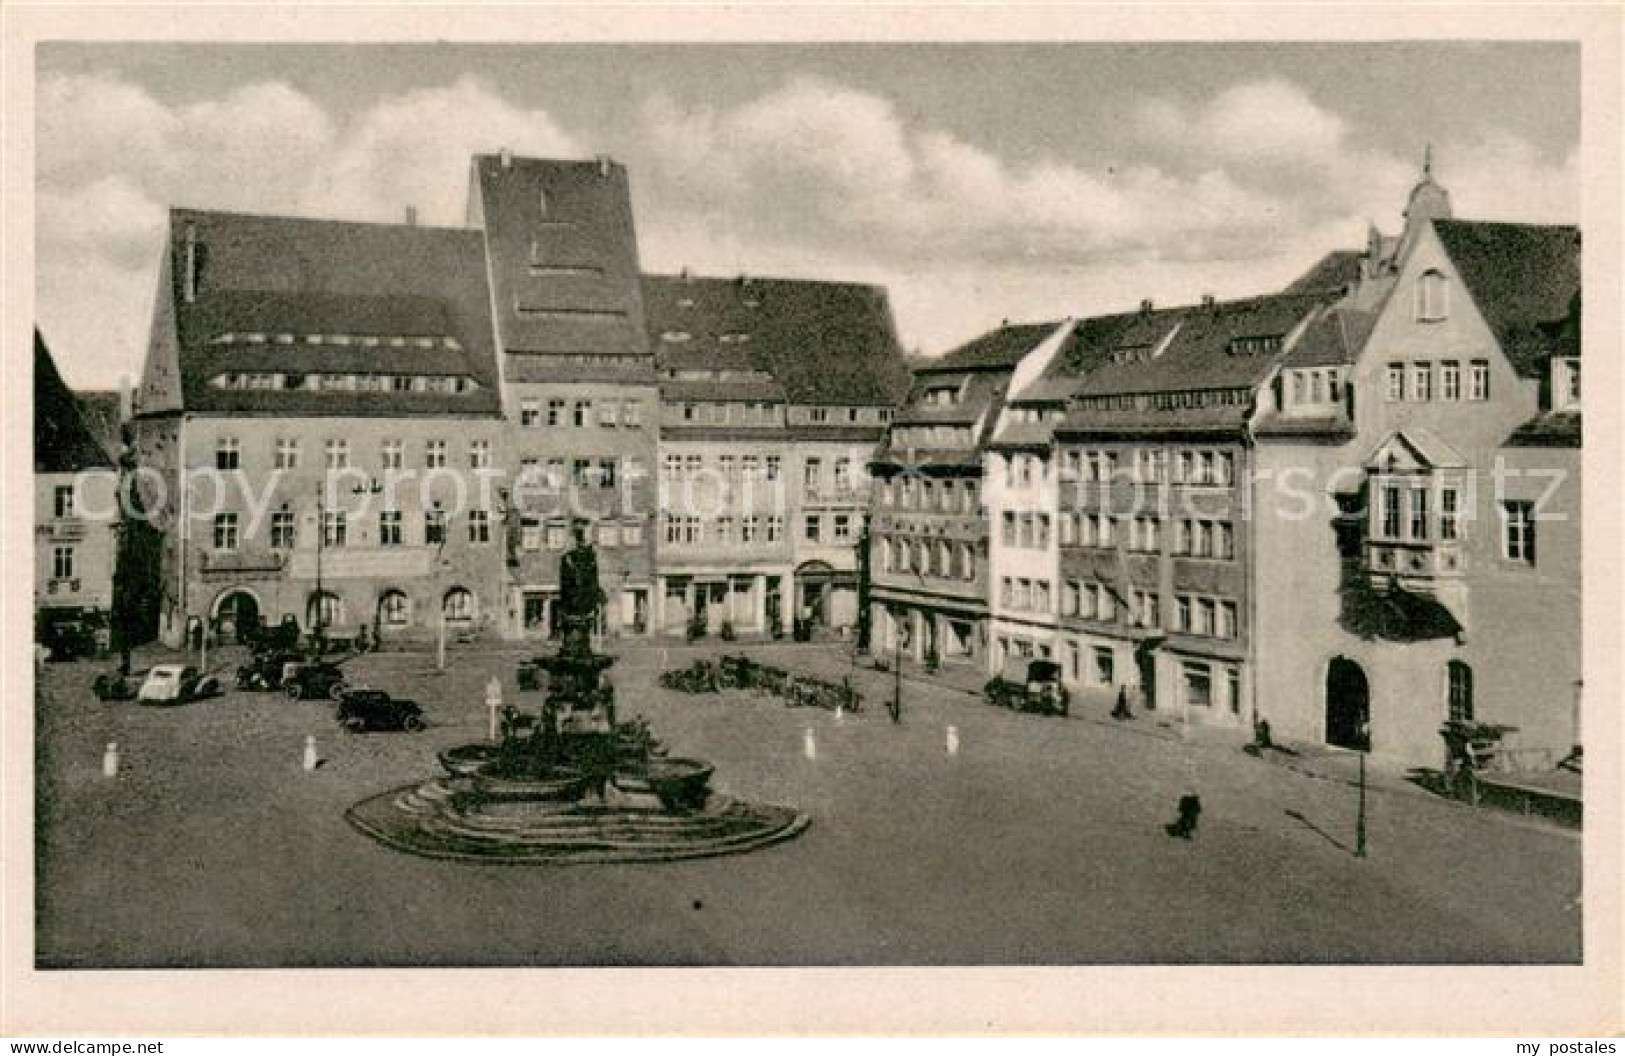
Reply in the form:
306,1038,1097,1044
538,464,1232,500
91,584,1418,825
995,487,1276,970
499,147,512,169
596,154,611,177
680,266,691,280
118,375,133,423
404,205,418,227
182,222,199,304
1201,293,1216,309
1139,298,1154,314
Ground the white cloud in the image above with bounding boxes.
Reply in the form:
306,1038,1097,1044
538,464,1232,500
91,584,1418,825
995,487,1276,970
1138,78,1349,167
34,68,1580,387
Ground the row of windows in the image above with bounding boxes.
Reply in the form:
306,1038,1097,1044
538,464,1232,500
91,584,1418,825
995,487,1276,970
661,515,785,547
1001,511,1051,549
209,372,478,395
662,454,782,482
1384,360,1490,403
669,401,780,427
1373,481,1463,545
1287,367,1347,406
1060,447,1236,487
881,536,978,581
519,520,643,552
217,508,497,552
208,331,461,351
1172,593,1240,639
1074,388,1251,413
880,476,979,513
221,437,495,472
520,397,643,429
1000,576,1053,614
518,457,641,490
891,425,975,449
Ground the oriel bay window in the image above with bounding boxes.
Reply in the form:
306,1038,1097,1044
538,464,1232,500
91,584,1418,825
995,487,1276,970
1364,430,1468,582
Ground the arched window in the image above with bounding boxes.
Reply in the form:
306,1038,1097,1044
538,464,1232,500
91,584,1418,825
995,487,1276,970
1416,270,1449,322
443,587,476,623
379,590,411,627
308,591,344,630
1448,660,1474,723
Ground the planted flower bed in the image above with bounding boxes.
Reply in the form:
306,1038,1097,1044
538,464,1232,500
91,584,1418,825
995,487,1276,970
660,654,862,713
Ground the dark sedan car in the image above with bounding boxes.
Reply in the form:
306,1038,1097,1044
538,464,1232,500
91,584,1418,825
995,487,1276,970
283,661,348,701
336,689,425,733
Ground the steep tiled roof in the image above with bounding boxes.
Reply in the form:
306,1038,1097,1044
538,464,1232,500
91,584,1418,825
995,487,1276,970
1432,219,1580,378
149,209,503,418
1505,411,1581,448
35,331,114,473
472,155,650,362
1284,250,1365,294
1281,307,1377,369
641,273,910,405
1073,292,1330,398
74,390,125,459
927,321,1059,372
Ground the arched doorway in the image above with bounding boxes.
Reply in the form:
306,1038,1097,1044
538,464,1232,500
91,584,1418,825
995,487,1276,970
307,590,343,633
795,560,836,627
442,586,476,625
1325,656,1371,750
211,589,261,643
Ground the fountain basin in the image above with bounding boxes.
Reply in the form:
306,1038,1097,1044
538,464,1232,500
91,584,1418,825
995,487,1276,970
613,757,715,813
470,766,592,804
438,742,500,778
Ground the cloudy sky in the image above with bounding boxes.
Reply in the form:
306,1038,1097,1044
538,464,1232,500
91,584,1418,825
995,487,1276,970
37,42,1578,389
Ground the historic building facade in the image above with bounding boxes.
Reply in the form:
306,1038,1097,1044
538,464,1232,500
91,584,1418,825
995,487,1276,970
1053,291,1333,721
867,324,1047,666
641,273,907,637
469,153,661,640
35,331,119,629
1251,167,1582,767
131,209,510,647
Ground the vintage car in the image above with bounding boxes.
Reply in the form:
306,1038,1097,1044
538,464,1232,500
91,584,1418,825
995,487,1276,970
235,649,305,691
38,612,101,662
136,664,221,705
336,688,425,733
282,661,349,701
984,659,1070,717
92,671,138,701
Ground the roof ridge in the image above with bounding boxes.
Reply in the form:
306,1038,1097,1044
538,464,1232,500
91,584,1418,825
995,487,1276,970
170,206,479,237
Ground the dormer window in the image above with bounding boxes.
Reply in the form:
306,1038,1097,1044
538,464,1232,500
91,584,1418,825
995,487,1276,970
661,330,692,343
1416,269,1449,322
718,332,750,344
1227,335,1282,356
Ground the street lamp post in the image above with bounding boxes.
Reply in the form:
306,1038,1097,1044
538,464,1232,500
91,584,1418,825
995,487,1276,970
891,619,909,724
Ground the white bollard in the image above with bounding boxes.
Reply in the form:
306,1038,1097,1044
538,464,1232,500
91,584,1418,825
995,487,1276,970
802,726,817,761
946,725,960,756
834,703,845,722
302,734,318,772
102,742,119,778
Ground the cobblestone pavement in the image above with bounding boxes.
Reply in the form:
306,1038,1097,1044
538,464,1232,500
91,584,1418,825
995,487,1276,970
34,639,1581,966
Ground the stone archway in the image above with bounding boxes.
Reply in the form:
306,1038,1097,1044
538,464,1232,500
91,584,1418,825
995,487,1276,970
211,588,262,643
1325,655,1371,751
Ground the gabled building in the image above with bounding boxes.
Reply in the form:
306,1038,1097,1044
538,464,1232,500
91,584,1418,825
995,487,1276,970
868,322,1055,666
132,209,509,647
35,330,119,629
1252,162,1582,767
1052,291,1335,719
641,273,907,637
469,153,661,639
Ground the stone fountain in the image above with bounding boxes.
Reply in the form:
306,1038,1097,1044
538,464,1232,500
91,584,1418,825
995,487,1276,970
346,524,808,864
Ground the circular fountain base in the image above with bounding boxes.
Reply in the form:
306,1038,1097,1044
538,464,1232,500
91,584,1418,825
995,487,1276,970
346,777,809,865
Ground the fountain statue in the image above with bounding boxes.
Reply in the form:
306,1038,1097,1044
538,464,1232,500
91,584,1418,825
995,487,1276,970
346,521,807,864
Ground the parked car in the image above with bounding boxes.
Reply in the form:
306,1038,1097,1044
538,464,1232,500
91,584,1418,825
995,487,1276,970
336,688,425,733
92,671,137,701
984,659,1070,717
38,613,100,662
283,661,348,701
136,664,221,705
235,649,304,691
